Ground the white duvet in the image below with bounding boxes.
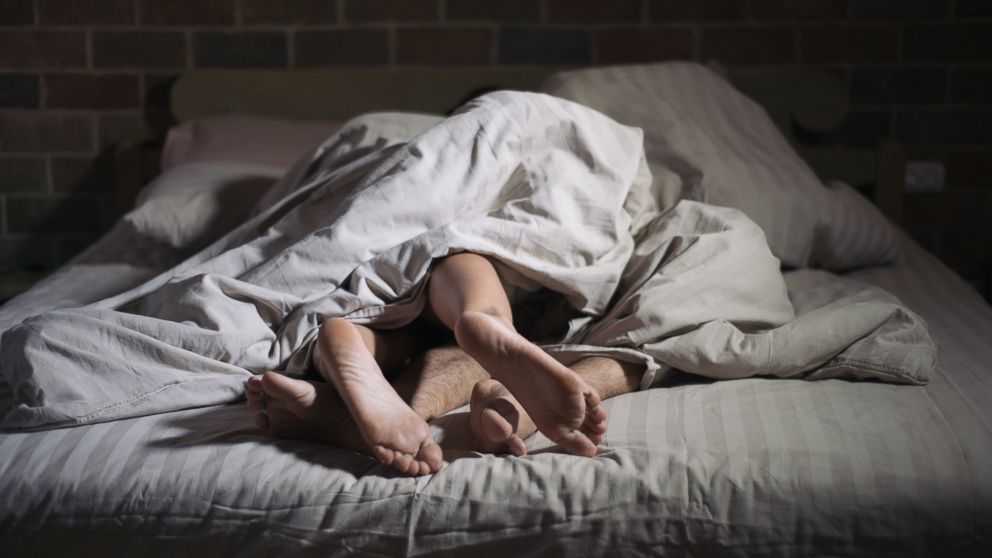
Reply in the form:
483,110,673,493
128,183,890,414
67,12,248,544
0,92,934,430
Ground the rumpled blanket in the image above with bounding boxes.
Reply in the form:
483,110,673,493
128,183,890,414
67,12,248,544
0,92,934,430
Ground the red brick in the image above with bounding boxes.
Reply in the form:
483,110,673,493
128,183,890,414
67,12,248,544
651,0,745,21
241,0,336,24
144,74,179,110
800,25,899,63
597,28,693,64
547,0,641,23
345,0,438,22
0,157,47,193
0,0,35,25
701,27,795,65
904,24,992,62
0,112,93,152
45,74,141,109
295,29,390,67
951,67,992,104
748,0,845,19
6,195,105,234
0,31,87,69
0,74,39,108
57,234,106,263
97,112,171,149
93,31,187,69
397,27,491,65
839,109,891,148
38,0,135,25
958,0,992,17
849,0,951,19
446,0,539,22
50,156,115,194
895,109,992,146
193,32,288,68
139,0,235,25
498,27,591,65
0,237,56,270
850,68,946,105
947,151,992,190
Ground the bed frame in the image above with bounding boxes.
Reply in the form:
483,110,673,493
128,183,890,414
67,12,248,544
116,65,904,222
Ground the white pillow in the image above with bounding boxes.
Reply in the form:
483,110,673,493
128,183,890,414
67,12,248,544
161,114,342,171
124,162,285,251
809,181,901,271
541,62,830,268
249,111,446,216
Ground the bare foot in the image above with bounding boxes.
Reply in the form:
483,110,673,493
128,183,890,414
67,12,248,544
454,311,607,457
470,378,533,456
245,372,367,453
314,318,444,476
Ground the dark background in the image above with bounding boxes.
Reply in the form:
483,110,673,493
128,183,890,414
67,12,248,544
0,0,989,292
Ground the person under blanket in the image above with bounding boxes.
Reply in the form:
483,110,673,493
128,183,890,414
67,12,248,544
246,252,643,476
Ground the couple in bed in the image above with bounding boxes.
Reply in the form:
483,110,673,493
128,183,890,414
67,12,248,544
247,251,643,476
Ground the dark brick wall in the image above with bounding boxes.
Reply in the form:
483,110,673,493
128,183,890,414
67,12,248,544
0,0,990,291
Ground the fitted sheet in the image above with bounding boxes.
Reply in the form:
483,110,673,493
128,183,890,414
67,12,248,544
0,236,988,556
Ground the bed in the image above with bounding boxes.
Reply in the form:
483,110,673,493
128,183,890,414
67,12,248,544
1,63,989,557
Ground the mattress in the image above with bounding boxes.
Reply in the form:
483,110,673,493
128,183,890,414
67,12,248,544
0,232,988,556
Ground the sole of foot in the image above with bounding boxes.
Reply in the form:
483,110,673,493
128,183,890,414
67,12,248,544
454,310,606,457
470,378,533,456
246,371,442,476
315,318,445,476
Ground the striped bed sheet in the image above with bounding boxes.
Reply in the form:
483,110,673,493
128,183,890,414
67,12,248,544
0,235,988,556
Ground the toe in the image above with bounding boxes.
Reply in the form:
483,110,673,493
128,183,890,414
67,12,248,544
392,452,415,474
246,390,266,407
506,434,528,457
581,412,607,435
418,439,444,472
372,445,395,465
261,371,314,404
246,376,264,392
555,430,598,457
416,461,430,476
254,412,270,431
480,407,514,443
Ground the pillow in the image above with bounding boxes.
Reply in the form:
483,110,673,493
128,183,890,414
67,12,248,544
124,161,285,251
541,62,830,268
249,111,446,216
809,181,901,271
161,114,342,171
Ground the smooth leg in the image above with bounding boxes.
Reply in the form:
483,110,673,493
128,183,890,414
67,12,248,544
428,252,606,457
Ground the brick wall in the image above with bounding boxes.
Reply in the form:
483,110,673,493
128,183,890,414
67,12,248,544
0,0,990,291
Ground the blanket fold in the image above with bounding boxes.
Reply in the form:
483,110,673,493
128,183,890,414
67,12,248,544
0,92,934,430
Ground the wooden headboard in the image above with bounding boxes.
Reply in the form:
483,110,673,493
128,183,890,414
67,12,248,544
119,65,903,221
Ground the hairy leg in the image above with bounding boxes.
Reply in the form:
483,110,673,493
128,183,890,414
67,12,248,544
392,344,489,422
428,252,606,457
246,341,489,474
471,356,644,455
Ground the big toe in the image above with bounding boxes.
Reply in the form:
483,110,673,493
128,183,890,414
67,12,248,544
261,371,313,402
480,408,514,442
418,439,444,472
